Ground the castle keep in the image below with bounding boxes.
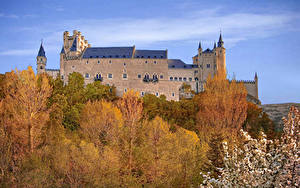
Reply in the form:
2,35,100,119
37,30,258,101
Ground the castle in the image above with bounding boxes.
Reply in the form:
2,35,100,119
36,30,258,101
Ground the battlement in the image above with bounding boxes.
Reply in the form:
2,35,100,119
63,30,90,55
235,80,256,84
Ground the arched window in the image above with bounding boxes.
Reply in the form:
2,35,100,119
40,66,43,69
96,73,101,79
85,73,90,78
195,77,199,81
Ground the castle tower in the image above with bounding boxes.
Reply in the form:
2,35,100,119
36,42,47,74
254,72,258,99
215,33,226,74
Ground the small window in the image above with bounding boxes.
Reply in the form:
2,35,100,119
138,74,141,78
160,75,163,79
183,77,187,81
207,64,210,68
109,60,112,64
156,92,159,96
145,61,147,64
195,77,199,81
154,61,157,64
179,77,182,81
172,93,175,97
61,75,64,79
154,56,157,58
174,77,178,81
189,77,192,81
85,73,90,78
170,77,173,81
97,60,100,64
194,70,198,74
86,61,88,64
124,88,127,93
123,74,127,79
141,91,144,96
108,73,113,78
200,65,203,69
124,63,126,66
40,66,43,69
72,65,75,69
141,56,144,58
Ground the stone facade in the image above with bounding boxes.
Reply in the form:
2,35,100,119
36,30,258,101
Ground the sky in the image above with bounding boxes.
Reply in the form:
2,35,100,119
0,0,299,104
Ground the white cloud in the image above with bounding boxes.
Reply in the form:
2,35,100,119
45,10,296,48
2,9,299,56
0,13,19,19
0,49,36,56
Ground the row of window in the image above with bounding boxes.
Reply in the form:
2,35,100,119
169,77,198,81
85,60,158,65
85,73,164,80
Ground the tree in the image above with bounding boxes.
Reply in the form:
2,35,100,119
243,102,277,139
80,100,123,149
201,106,300,187
197,71,248,140
117,90,143,173
0,67,52,155
84,81,118,102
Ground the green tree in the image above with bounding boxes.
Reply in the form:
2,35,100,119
243,102,277,139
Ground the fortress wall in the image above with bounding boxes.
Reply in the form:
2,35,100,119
62,58,186,100
46,70,59,79
243,82,258,99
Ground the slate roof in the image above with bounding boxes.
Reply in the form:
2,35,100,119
37,44,46,57
70,37,77,51
82,47,134,59
168,59,198,69
134,50,167,59
203,48,213,53
60,46,65,54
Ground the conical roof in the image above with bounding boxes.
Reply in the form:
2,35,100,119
37,43,46,57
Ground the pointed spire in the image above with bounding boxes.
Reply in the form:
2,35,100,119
255,72,258,79
214,41,216,49
60,46,65,54
198,41,202,49
70,37,77,51
218,31,224,47
37,42,46,57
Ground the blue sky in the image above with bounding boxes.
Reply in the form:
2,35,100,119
0,0,299,104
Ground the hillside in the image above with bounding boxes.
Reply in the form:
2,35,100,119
261,103,300,131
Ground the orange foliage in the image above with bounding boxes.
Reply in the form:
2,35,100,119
197,71,248,139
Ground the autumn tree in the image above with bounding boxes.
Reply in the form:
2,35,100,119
117,90,143,174
80,100,123,149
197,71,248,140
0,67,52,155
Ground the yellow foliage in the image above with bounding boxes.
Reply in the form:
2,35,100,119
80,100,123,148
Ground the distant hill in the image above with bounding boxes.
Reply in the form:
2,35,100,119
261,103,300,131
